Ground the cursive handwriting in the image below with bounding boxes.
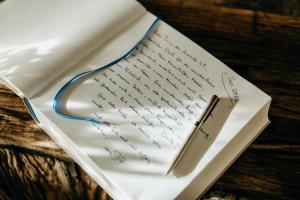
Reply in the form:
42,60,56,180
89,25,222,167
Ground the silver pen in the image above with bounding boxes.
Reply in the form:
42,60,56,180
166,95,219,175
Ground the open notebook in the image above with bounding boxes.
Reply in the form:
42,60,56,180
0,0,271,199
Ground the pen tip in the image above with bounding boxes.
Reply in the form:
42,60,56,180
166,168,172,175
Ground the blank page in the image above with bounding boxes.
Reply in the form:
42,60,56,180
0,0,145,97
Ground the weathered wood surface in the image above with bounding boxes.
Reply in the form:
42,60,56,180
0,148,111,200
0,0,300,199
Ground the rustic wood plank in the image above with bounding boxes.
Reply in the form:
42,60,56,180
0,1,300,199
207,150,300,200
0,84,68,160
0,147,112,200
197,0,300,17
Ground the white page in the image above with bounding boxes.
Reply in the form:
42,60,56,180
177,101,270,199
0,0,145,97
29,12,271,200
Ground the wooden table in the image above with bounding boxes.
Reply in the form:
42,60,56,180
1,0,299,199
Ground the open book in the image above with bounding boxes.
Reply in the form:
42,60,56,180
0,0,271,199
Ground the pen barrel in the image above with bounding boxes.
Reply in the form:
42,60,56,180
166,95,219,174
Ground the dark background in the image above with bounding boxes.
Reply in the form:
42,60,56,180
0,0,299,199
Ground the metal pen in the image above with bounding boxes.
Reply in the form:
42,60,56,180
166,95,219,174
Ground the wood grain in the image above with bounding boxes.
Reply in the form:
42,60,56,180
1,0,299,199
0,148,112,200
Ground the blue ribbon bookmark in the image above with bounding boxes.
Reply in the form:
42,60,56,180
53,17,160,125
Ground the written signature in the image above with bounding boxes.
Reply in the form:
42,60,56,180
221,72,239,108
105,146,126,163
